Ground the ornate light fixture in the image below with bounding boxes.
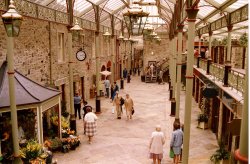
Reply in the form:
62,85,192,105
123,4,149,36
70,19,83,31
118,33,124,40
103,29,111,41
2,0,23,37
143,22,153,35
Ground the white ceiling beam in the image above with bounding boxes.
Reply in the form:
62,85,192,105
100,5,126,22
79,0,107,17
43,0,55,6
159,4,172,14
121,0,130,8
196,0,237,27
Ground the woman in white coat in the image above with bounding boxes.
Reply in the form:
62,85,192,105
149,125,165,164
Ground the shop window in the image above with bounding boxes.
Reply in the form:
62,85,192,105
58,32,65,63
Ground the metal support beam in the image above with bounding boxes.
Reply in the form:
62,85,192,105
196,0,237,27
175,24,183,122
182,7,199,164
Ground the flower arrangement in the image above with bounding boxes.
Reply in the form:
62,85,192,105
19,140,48,163
61,135,80,151
62,129,75,138
51,115,69,129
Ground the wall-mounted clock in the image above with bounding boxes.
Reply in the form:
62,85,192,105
76,50,87,61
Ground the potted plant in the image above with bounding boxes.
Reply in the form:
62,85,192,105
197,113,209,129
210,142,230,164
197,97,209,129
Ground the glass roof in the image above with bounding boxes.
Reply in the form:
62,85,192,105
25,0,247,36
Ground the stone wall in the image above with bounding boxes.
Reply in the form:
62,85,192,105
143,32,170,72
0,15,130,113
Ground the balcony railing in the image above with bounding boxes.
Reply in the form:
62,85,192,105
194,57,245,95
210,63,224,82
228,69,245,94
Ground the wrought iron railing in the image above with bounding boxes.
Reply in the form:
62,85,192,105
195,58,245,94
199,59,207,71
228,69,245,94
210,63,224,82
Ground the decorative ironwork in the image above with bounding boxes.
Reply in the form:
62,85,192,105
91,22,96,31
215,20,221,30
231,10,241,24
56,11,68,24
15,0,36,17
221,17,227,28
0,1,6,10
38,5,55,21
241,5,248,20
211,22,215,31
197,4,248,35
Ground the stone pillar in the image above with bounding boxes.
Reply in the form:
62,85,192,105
235,47,248,164
170,35,177,116
206,58,212,74
218,100,223,141
169,39,173,87
175,24,184,122
198,35,201,55
6,36,20,162
224,25,233,86
182,8,199,164
95,32,100,95
68,32,77,132
111,36,115,84
128,41,132,72
197,56,201,68
208,31,212,58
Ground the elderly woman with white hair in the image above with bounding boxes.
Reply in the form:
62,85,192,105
149,125,165,164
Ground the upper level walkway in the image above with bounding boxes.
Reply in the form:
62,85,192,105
54,75,218,164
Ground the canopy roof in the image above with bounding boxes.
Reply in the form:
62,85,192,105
0,61,61,110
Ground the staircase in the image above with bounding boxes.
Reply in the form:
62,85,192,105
145,75,157,83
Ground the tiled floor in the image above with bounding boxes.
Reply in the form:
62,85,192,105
53,75,218,164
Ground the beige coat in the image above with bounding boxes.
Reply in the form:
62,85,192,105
125,97,133,111
125,97,134,117
113,95,122,117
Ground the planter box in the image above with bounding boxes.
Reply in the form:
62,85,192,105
198,122,208,130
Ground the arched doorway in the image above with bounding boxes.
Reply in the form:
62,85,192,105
107,61,111,72
101,65,106,80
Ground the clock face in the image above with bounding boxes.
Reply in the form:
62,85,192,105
76,50,86,61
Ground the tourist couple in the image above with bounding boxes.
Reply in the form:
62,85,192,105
113,92,134,120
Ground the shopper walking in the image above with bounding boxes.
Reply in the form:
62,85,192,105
149,125,165,164
111,82,119,101
170,122,183,164
113,91,122,119
104,77,110,98
74,93,82,119
84,107,98,144
124,94,134,120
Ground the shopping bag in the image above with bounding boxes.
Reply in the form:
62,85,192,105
169,149,174,158
111,106,115,114
132,107,135,115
